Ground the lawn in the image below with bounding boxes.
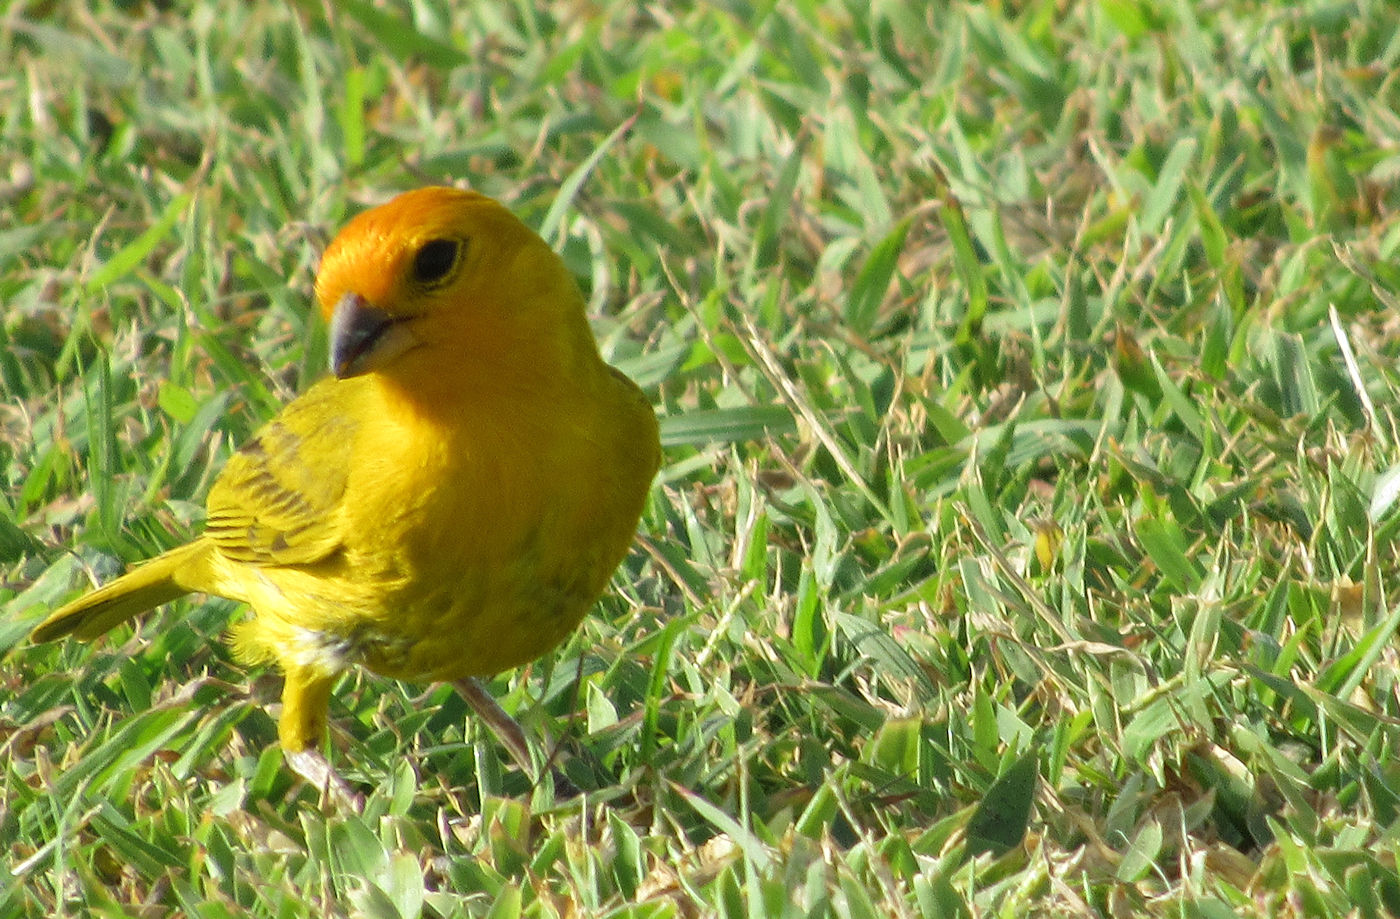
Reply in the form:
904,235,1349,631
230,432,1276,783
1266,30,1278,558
5,0,1400,916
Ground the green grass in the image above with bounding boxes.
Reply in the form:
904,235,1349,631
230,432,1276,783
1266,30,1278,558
5,0,1400,915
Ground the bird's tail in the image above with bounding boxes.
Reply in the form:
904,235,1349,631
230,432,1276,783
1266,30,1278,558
31,541,210,642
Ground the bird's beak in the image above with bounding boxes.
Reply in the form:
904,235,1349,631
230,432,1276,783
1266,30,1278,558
328,293,415,379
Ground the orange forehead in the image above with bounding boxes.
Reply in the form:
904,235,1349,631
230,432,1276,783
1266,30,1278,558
313,187,513,318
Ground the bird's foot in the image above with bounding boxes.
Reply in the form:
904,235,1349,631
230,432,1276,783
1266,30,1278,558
284,747,365,812
453,677,581,799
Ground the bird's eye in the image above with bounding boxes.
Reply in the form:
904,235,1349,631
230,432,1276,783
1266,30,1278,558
412,238,461,285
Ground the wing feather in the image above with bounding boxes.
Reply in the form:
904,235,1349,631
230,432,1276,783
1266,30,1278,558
204,380,356,567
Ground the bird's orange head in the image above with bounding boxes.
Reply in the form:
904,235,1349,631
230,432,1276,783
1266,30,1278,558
313,187,598,389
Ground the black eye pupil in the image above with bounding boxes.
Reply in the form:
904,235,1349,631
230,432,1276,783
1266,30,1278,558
413,239,459,284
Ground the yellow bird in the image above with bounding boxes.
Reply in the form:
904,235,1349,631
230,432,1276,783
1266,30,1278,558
32,187,660,804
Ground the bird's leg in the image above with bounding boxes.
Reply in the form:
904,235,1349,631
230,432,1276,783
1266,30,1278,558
279,669,364,811
452,676,579,797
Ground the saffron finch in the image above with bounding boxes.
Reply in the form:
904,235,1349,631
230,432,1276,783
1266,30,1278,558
31,187,660,804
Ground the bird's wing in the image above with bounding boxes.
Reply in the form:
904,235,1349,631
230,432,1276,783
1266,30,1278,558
204,379,356,567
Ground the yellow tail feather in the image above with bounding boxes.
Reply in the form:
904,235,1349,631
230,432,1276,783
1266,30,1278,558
31,541,210,642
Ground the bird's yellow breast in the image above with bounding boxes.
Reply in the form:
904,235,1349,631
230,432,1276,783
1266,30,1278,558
223,364,656,684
